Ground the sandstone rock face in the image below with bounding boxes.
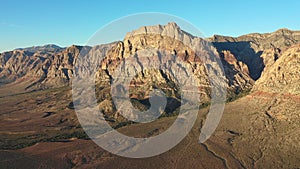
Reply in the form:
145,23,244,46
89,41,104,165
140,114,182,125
218,50,254,94
93,23,222,103
0,45,90,90
0,23,299,99
86,23,255,105
210,28,300,80
252,44,300,95
210,29,300,95
0,23,253,101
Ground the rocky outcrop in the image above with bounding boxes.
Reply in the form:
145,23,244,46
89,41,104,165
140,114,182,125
0,45,91,89
252,44,300,95
210,28,300,80
219,50,253,93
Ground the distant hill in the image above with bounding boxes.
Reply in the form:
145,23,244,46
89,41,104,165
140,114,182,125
15,44,64,53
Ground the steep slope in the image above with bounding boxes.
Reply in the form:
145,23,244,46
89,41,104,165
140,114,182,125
210,28,300,80
212,30,300,127
0,23,253,99
253,44,300,95
0,45,91,95
121,23,253,95
73,23,253,123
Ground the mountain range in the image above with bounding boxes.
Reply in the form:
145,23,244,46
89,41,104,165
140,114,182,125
1,23,299,97
0,23,299,169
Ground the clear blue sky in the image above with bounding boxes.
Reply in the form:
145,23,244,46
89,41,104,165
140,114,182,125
1,0,300,52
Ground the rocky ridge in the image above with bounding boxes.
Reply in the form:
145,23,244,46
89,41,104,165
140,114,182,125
211,28,300,80
252,44,300,94
0,23,299,99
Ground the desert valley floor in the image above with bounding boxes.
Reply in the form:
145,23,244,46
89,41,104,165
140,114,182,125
0,87,299,169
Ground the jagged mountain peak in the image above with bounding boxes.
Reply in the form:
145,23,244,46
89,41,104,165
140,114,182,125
274,28,293,33
64,45,83,52
124,22,196,44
